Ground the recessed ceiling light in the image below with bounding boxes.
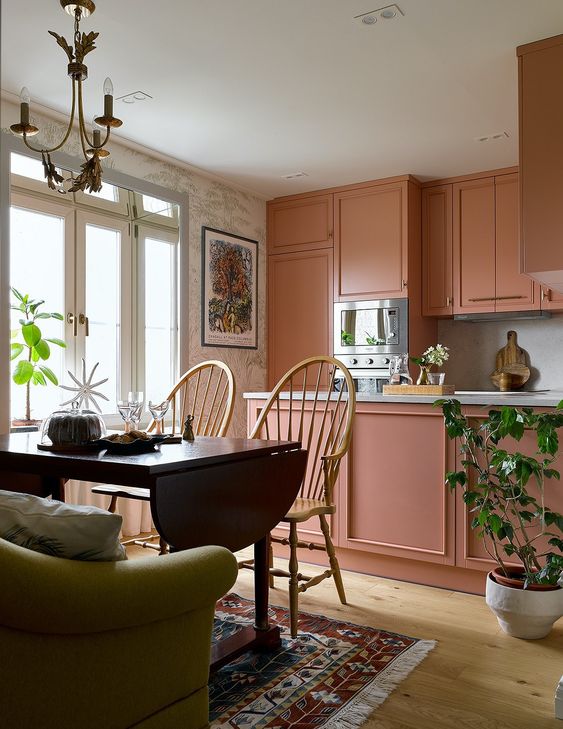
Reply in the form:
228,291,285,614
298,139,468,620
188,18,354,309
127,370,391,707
281,172,308,180
354,4,404,25
116,90,153,105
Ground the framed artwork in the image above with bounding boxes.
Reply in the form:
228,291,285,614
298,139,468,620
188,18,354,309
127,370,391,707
201,226,258,349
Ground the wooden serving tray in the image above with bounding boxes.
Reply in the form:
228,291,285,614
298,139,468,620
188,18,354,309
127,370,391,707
383,384,455,396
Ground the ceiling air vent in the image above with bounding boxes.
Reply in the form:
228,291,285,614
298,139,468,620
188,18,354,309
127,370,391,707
281,172,308,180
474,131,510,143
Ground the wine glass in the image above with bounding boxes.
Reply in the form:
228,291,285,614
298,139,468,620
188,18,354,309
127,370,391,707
148,400,170,435
117,400,134,433
127,391,144,431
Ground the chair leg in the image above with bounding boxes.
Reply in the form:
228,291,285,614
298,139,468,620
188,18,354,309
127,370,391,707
288,522,300,638
319,514,346,605
158,537,168,556
108,494,118,514
269,539,275,588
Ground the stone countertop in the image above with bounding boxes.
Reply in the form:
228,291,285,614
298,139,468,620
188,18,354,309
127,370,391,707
243,390,563,408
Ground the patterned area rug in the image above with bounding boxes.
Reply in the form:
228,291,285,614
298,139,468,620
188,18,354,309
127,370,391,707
210,593,435,728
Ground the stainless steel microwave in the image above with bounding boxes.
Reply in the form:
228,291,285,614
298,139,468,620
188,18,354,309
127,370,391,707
333,298,408,367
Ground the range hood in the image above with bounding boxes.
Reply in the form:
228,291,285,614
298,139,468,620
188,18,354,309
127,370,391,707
454,310,551,322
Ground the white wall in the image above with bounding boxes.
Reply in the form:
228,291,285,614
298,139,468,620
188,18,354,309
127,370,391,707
1,98,267,436
437,316,563,391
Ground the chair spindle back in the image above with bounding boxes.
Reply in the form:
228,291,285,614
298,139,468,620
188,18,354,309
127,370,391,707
249,357,355,505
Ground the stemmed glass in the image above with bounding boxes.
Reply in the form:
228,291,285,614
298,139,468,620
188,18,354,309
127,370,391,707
117,401,134,433
128,391,144,431
148,400,170,435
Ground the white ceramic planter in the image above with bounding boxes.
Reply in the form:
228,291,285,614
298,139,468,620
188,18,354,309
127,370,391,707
485,572,563,639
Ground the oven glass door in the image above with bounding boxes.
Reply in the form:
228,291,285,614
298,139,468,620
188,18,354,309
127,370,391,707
340,308,393,348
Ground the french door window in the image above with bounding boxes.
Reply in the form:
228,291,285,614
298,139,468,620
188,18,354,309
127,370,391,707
9,153,179,423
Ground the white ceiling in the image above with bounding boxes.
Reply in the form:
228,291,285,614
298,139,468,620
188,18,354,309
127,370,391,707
2,0,563,199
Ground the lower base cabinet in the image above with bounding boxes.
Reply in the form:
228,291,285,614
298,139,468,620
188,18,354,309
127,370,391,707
246,398,563,594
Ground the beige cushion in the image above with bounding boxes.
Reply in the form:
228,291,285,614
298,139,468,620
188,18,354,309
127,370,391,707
0,489,126,561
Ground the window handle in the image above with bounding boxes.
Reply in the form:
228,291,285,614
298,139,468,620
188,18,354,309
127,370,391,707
79,313,89,336
67,312,77,337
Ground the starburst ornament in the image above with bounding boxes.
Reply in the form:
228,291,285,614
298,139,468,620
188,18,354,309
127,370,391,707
60,359,109,413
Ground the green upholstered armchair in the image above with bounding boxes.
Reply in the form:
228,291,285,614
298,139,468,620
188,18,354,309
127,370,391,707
0,538,238,729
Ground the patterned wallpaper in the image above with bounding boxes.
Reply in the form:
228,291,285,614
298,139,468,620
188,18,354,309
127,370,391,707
1,99,267,436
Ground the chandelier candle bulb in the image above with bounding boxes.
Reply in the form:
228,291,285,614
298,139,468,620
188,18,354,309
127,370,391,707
103,77,113,117
19,87,30,125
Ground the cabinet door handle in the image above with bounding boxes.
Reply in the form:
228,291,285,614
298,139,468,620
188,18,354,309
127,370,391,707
67,312,77,337
542,288,551,302
467,295,525,302
79,313,89,336
401,279,408,289
446,296,453,307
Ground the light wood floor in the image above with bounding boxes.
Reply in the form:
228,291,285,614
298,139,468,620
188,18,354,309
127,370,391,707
127,541,562,728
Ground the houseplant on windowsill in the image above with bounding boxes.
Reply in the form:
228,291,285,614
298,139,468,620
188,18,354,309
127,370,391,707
411,344,449,385
437,398,563,638
10,288,66,427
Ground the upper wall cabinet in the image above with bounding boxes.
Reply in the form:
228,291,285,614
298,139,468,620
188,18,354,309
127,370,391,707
494,173,538,312
451,173,538,315
334,181,409,301
422,184,453,316
518,34,563,292
267,194,333,254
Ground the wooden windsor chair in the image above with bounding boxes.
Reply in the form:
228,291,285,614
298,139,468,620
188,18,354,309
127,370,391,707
243,355,356,637
92,360,235,554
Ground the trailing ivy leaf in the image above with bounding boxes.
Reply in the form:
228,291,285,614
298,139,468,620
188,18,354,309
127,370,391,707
39,366,58,386
13,360,34,385
22,323,41,347
10,343,24,360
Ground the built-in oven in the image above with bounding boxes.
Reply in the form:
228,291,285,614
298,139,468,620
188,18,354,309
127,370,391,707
333,298,408,394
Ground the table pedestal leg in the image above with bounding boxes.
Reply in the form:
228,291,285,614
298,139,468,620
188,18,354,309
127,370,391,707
209,534,282,673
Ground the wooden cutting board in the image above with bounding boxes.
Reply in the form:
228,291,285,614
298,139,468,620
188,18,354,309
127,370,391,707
490,331,530,390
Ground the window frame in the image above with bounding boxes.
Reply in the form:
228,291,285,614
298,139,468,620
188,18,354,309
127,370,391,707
1,134,188,434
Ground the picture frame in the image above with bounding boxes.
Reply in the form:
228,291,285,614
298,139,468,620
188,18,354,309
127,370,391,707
201,226,258,349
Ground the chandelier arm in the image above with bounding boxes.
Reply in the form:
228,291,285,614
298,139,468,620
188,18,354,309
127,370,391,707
21,77,78,155
76,77,95,151
99,125,111,148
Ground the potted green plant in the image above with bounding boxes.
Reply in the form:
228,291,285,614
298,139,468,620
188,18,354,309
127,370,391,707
10,288,66,425
438,398,563,638
411,344,449,385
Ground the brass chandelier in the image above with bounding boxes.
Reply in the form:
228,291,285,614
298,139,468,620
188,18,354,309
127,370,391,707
10,0,123,194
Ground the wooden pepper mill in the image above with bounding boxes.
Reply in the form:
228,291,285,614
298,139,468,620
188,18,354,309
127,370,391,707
182,414,195,442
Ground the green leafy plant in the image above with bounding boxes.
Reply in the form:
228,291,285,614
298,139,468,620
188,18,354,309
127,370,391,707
341,330,354,346
437,398,563,588
10,288,66,422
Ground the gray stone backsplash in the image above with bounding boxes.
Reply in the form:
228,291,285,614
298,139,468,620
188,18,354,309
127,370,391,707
435,315,563,391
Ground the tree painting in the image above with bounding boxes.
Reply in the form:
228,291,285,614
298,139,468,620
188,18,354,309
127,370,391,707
203,229,257,349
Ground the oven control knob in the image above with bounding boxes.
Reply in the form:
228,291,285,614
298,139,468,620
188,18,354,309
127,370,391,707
382,358,390,364
366,358,374,364
349,358,358,365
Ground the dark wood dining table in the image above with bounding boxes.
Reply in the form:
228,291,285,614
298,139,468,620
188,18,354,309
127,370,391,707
0,433,307,670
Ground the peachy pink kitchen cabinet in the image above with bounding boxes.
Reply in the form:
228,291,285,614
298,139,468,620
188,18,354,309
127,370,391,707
518,33,563,292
